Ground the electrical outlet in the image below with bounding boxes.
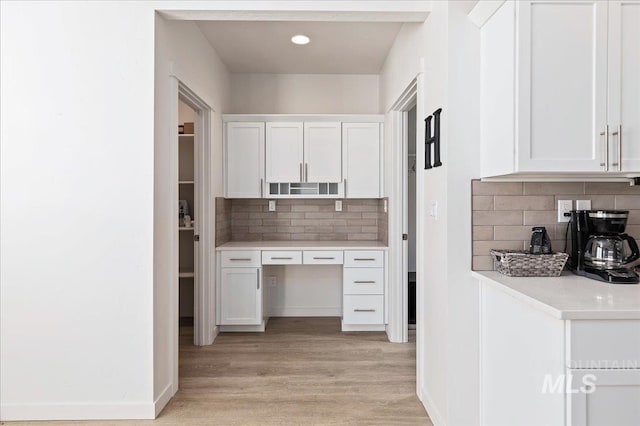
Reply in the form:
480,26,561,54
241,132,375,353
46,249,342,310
383,199,388,213
268,200,276,212
335,200,342,212
268,276,277,287
576,199,592,210
558,200,572,223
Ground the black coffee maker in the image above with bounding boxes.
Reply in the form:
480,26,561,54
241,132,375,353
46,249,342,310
566,210,640,284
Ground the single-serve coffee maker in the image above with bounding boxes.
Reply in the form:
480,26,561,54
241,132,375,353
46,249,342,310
566,210,639,284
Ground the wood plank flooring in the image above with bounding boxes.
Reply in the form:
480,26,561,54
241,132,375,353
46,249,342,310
7,317,430,426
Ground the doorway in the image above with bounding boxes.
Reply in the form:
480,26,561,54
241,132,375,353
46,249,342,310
173,81,214,352
406,105,417,329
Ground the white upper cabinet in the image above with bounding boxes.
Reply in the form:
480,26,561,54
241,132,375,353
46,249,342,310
518,0,608,173
304,122,342,183
343,123,382,198
224,122,265,198
224,115,384,198
265,122,304,183
477,0,639,177
608,1,640,172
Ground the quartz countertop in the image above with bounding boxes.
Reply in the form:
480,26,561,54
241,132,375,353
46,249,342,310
215,240,388,251
472,271,640,320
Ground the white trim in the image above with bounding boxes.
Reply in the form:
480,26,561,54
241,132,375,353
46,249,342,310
0,402,155,421
219,321,267,333
387,77,419,344
177,81,215,348
468,0,507,28
341,322,386,332
420,386,447,426
153,384,174,417
158,2,431,22
268,307,341,317
415,63,426,401
223,114,384,123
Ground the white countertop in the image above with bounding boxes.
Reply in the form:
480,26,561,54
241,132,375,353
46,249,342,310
215,240,388,251
472,271,640,320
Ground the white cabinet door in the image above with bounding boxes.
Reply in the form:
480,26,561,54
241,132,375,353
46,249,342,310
517,0,608,172
569,369,640,426
303,122,342,183
265,122,304,183
342,123,381,198
220,267,262,325
608,1,640,173
225,122,265,198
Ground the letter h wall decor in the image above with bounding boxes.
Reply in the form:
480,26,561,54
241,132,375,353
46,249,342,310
424,108,442,170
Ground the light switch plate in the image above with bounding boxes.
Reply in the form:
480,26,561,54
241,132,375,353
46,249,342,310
268,200,276,212
558,200,572,222
335,200,342,212
268,276,277,287
576,199,592,210
429,200,438,219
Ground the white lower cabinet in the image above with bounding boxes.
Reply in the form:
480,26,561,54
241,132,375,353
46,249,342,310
342,250,385,331
217,248,386,333
569,369,640,426
479,279,640,426
219,267,262,325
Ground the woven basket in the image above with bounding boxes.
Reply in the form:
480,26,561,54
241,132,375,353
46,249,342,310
490,250,569,277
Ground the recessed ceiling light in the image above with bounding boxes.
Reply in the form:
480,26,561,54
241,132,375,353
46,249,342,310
291,34,310,45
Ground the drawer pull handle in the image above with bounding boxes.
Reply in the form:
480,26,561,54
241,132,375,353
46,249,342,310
354,258,376,261
354,309,376,312
271,257,293,260
229,258,252,261
313,257,335,260
354,280,376,284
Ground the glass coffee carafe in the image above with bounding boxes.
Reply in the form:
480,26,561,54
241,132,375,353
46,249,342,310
584,234,640,270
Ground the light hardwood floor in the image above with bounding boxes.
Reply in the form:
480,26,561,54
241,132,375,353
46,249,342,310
8,317,430,425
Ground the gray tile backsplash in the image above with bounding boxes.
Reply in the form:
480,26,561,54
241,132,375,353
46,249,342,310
471,181,640,271
216,198,388,244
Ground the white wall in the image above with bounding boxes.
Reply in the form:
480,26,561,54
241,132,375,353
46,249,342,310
230,73,380,114
0,1,231,420
444,3,481,425
379,2,481,425
1,1,156,420
154,15,230,407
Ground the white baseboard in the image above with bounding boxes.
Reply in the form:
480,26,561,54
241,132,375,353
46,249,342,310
341,322,386,332
268,306,341,317
0,401,155,421
420,386,446,426
154,383,174,417
219,320,266,332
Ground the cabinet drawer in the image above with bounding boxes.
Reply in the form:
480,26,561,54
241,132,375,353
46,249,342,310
303,250,344,265
343,295,384,324
262,250,302,265
344,250,384,268
567,320,640,369
221,250,261,268
343,268,383,295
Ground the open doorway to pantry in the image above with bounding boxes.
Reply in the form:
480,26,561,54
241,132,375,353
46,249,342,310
172,80,215,358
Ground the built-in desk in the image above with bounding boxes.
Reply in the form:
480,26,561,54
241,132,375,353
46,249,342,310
215,241,388,332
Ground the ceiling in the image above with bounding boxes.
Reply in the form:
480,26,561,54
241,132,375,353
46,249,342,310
196,21,404,74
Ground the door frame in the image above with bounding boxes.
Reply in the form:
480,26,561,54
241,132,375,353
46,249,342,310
168,71,215,390
387,66,425,398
